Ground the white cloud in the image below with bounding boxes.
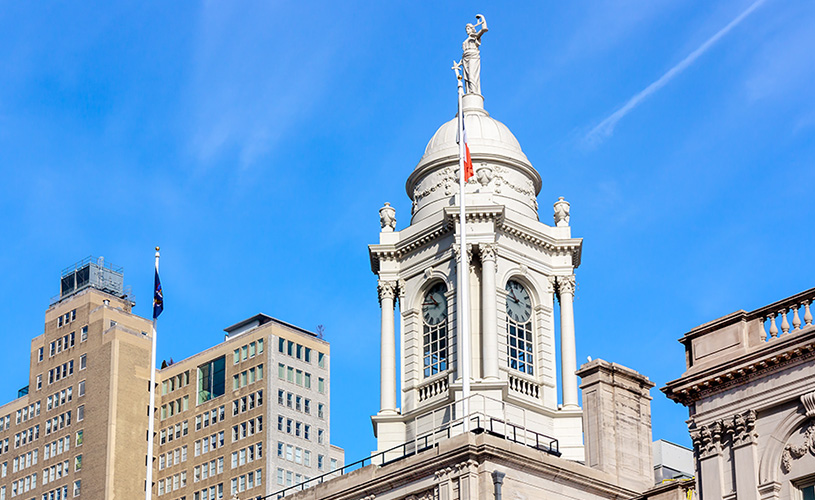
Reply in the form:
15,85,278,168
585,0,767,145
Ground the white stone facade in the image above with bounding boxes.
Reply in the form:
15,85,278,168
369,92,585,461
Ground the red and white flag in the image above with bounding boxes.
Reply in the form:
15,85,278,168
462,120,474,182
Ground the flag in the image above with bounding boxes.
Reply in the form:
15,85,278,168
462,119,474,181
153,268,163,319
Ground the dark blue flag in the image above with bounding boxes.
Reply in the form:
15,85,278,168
153,268,164,319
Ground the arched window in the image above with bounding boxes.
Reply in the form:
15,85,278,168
421,282,449,378
505,280,534,375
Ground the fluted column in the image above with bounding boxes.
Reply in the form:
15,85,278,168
480,244,499,380
378,280,397,414
557,276,579,408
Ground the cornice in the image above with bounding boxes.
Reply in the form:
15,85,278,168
369,220,453,274
663,328,815,405
499,218,583,268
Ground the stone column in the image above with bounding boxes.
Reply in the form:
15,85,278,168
730,410,759,500
378,280,397,414
480,244,499,380
693,421,725,500
557,276,579,408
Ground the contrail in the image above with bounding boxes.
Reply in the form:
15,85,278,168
586,0,767,144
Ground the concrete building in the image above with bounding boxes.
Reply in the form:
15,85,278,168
664,287,815,500
0,256,343,500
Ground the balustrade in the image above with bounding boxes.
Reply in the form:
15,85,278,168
508,374,540,399
751,288,815,342
417,377,449,402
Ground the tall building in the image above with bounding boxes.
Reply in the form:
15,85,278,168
663,287,815,500
268,16,687,500
0,256,343,500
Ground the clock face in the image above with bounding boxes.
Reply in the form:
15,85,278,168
422,283,448,326
506,280,532,323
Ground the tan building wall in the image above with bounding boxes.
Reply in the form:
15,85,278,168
664,287,815,500
0,271,343,500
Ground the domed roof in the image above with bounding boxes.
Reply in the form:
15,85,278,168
423,112,523,158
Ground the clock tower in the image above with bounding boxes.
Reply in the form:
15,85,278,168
369,19,585,461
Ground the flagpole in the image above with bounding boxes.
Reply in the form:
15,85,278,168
454,64,471,431
145,247,160,500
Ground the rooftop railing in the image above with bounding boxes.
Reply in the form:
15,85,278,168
266,394,559,499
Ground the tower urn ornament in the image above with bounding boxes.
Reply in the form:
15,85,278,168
379,202,396,232
553,197,570,227
461,14,488,95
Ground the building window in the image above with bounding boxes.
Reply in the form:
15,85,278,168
80,326,88,342
38,348,44,362
197,356,226,404
79,354,87,371
505,280,534,375
421,282,449,377
73,480,81,497
800,482,815,500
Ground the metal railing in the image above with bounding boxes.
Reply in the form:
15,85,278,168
266,394,560,499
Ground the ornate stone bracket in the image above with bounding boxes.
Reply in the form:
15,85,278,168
691,410,758,459
802,390,815,418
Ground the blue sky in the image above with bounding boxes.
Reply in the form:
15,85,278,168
2,1,814,463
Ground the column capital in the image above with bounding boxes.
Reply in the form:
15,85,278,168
478,243,497,263
452,243,474,264
378,280,398,305
546,275,557,294
556,275,576,296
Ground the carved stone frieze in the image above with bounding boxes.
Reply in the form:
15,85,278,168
493,165,537,209
413,167,457,215
546,275,557,294
781,422,815,473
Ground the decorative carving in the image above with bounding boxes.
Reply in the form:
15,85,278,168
379,202,396,232
403,490,433,500
732,410,757,446
460,15,488,95
479,243,497,262
423,268,434,280
378,281,397,305
781,422,815,473
452,243,473,264
476,163,493,187
413,167,457,209
553,197,570,227
546,275,557,294
492,165,537,208
397,279,406,300
556,275,576,296
802,391,815,418
690,419,724,459
518,264,528,276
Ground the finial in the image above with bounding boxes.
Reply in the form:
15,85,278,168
379,202,396,232
553,197,570,227
461,14,488,95
155,246,160,251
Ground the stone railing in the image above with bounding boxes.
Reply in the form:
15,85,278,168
508,374,540,399
417,376,449,402
751,287,815,342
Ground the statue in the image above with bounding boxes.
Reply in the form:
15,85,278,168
461,14,488,95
